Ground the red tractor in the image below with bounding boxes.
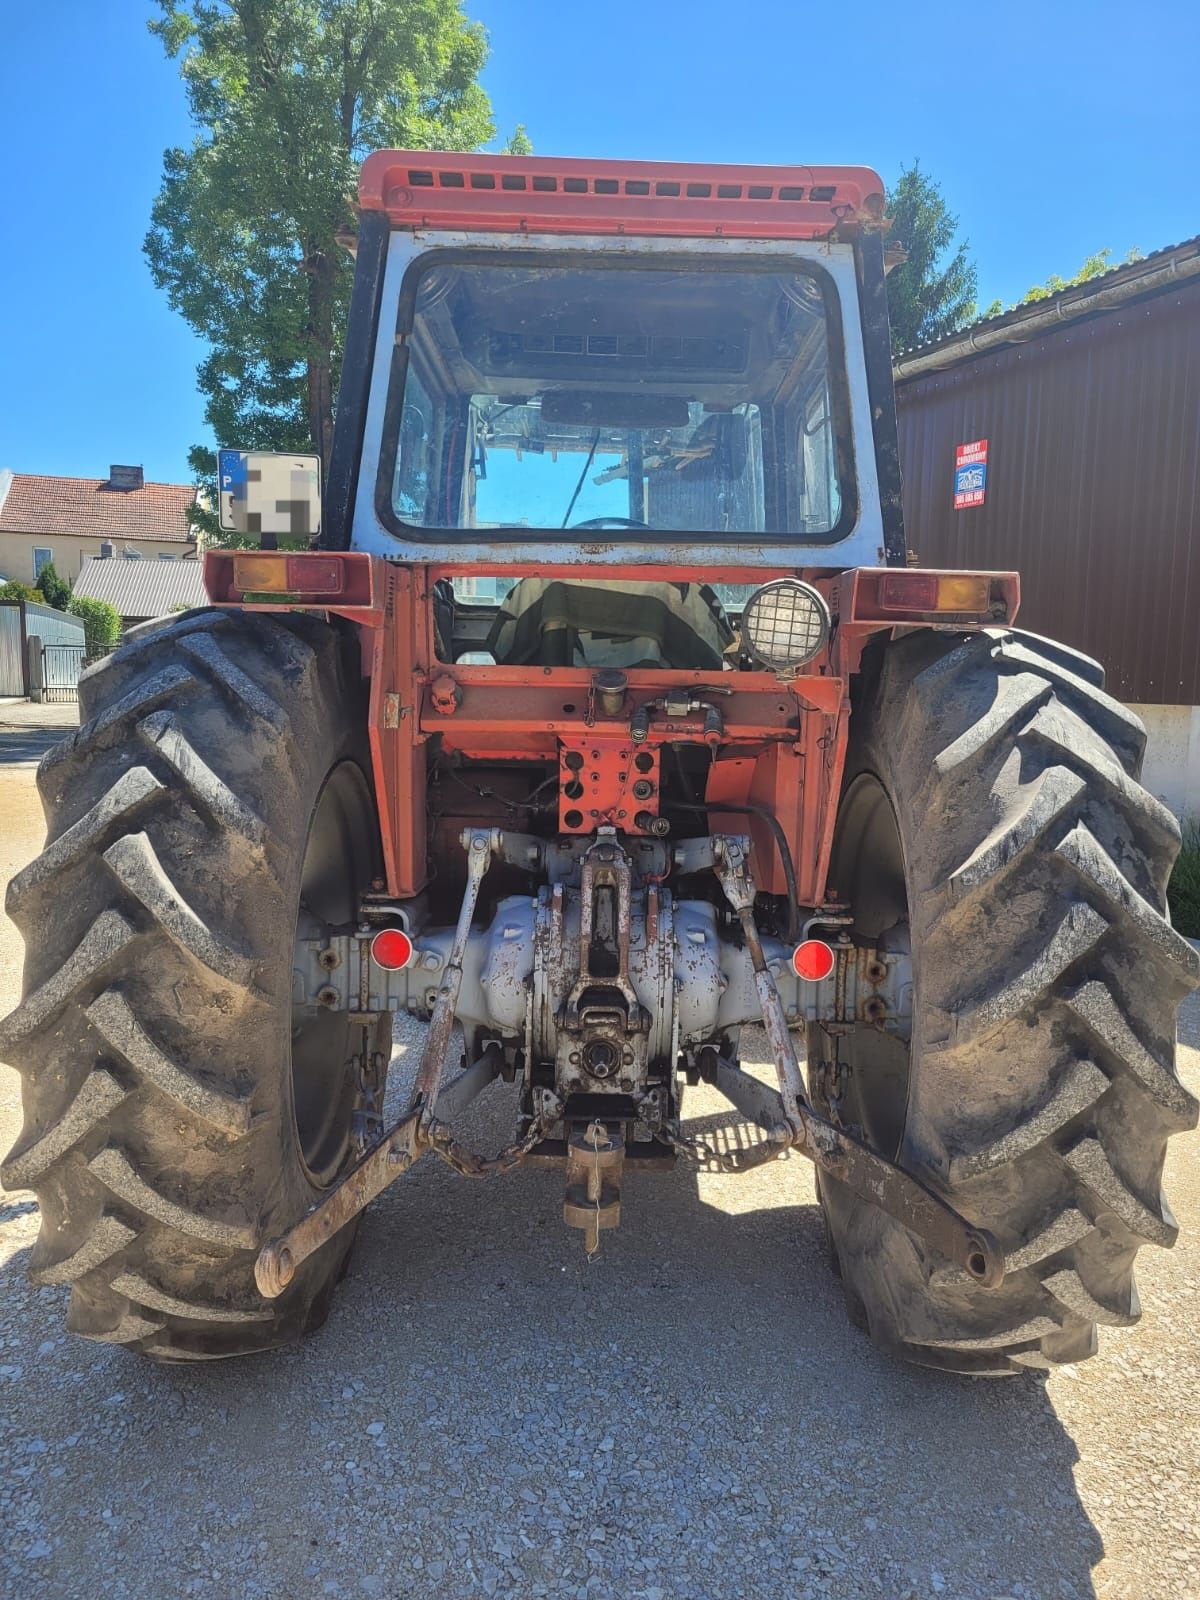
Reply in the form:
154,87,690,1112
3,153,1195,1372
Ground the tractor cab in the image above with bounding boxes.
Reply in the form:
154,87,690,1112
339,153,901,581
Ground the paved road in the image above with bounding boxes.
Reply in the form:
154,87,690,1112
1,710,1198,1600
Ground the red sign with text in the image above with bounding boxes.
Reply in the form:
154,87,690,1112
954,439,988,509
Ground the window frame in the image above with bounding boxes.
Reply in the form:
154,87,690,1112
32,546,53,579
373,246,858,548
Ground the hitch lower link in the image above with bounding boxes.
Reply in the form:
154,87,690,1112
256,829,558,1299
255,830,1004,1299
707,837,1004,1291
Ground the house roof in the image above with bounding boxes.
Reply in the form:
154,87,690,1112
894,234,1200,380
0,471,198,544
73,555,207,619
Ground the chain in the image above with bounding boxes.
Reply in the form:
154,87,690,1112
423,1106,555,1179
653,1117,792,1175
350,1049,387,1160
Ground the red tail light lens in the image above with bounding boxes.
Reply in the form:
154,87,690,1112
791,939,835,982
879,573,938,610
370,928,414,971
285,556,344,594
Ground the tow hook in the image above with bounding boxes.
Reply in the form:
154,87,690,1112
562,1121,624,1257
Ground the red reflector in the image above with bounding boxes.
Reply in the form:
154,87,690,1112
879,573,938,611
370,928,414,971
792,939,835,982
285,555,344,595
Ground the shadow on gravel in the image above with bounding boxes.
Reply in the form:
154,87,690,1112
0,1097,1104,1600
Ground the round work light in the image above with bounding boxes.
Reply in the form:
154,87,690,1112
741,580,831,672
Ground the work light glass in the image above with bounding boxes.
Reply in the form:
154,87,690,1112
741,580,831,671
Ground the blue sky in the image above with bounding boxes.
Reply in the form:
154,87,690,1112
1,0,1196,486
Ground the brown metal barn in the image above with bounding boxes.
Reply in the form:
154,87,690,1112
893,238,1200,817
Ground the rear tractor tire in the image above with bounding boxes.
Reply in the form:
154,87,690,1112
809,628,1199,1374
0,610,389,1359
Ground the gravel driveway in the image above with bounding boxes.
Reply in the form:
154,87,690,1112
2,708,1198,1600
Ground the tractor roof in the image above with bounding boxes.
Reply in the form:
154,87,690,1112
358,151,885,241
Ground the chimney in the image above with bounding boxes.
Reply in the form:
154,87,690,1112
108,465,144,491
99,541,114,559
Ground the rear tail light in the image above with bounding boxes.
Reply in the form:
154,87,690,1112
370,928,415,971
791,939,835,982
878,573,991,613
231,554,345,595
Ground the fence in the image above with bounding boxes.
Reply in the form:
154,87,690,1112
0,600,88,698
41,643,86,702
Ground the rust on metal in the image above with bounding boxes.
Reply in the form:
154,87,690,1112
255,1105,424,1298
411,828,498,1112
709,834,1003,1289
563,1121,624,1256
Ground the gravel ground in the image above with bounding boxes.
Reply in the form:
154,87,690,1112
2,706,1199,1600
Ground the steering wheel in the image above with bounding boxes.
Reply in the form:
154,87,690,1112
570,516,653,531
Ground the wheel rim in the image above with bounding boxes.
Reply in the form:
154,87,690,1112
825,772,913,1161
290,761,379,1186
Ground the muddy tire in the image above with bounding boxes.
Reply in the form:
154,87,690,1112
809,628,1199,1374
0,610,388,1359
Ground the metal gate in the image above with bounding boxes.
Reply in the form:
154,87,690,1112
41,644,85,702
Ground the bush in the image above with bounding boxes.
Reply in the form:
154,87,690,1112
67,594,122,657
0,580,41,603
1168,818,1200,940
35,561,71,610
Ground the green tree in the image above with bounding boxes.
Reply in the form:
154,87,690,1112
35,562,71,611
0,580,42,604
885,161,978,355
980,247,1145,317
146,0,499,540
68,595,123,657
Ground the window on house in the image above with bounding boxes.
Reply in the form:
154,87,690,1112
33,547,53,579
157,553,174,561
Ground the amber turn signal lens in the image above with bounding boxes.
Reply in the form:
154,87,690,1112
370,928,414,971
232,554,291,591
935,575,991,612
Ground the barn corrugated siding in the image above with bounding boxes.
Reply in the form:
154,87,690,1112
895,281,1200,703
0,603,23,695
22,600,86,650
